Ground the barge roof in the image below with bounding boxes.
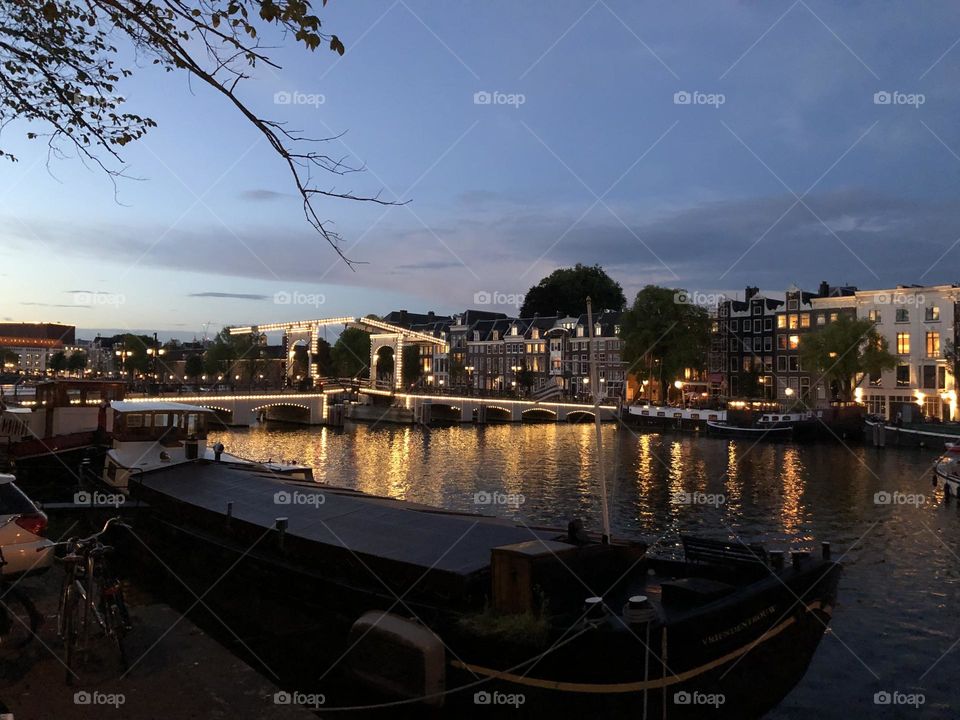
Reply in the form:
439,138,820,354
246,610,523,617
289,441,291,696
138,462,560,576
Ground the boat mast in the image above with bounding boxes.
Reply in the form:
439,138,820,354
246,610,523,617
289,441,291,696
587,297,612,544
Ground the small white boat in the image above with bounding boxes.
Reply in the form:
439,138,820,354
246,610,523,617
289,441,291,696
933,442,960,496
705,420,793,438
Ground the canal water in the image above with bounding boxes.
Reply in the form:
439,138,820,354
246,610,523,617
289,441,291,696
210,421,960,719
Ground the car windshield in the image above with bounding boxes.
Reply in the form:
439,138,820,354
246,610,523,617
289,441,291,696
0,482,37,516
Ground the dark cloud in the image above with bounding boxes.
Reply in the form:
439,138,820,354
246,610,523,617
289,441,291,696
21,302,88,309
239,189,287,201
187,292,269,300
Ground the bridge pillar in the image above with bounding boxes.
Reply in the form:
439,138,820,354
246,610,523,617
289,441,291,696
460,403,473,423
511,405,522,422
476,405,487,425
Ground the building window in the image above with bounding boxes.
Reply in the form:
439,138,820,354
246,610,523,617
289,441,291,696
777,356,787,372
777,315,786,329
788,335,800,350
869,371,882,387
829,312,839,322
789,356,799,372
763,337,772,352
896,333,910,355
815,313,826,326
895,308,909,323
763,318,772,331
926,331,940,358
787,298,798,310
896,364,910,387
922,365,937,390
868,309,881,324
938,366,946,389
788,314,799,329
925,306,940,322
800,377,810,397
731,319,739,332
753,337,761,351
800,314,810,328
743,357,751,372
730,358,738,371
753,302,762,315
753,319,761,333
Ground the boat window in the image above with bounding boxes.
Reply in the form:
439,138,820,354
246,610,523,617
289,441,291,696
126,414,144,428
155,413,168,427
142,414,153,428
186,414,198,436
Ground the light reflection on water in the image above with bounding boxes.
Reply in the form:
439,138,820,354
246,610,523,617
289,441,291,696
210,421,960,719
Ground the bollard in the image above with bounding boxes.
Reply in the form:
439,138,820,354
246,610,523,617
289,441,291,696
584,596,605,620
791,551,809,571
770,550,784,570
624,595,656,626
276,517,289,551
821,542,831,561
226,501,233,528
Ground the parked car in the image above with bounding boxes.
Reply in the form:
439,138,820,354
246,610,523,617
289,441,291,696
0,474,53,578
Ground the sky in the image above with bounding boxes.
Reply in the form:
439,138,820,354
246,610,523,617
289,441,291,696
2,0,960,341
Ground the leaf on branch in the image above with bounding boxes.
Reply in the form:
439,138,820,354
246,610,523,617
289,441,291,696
330,35,345,55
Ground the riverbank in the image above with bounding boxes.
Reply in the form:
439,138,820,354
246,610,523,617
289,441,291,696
1,566,316,720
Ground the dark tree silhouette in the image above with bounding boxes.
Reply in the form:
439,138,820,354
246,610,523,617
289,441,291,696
520,264,626,318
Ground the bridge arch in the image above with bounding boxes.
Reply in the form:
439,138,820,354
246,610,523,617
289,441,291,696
566,409,596,423
200,405,234,427
522,407,557,423
252,402,312,425
485,405,512,423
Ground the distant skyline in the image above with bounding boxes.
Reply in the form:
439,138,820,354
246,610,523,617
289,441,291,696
3,1,960,339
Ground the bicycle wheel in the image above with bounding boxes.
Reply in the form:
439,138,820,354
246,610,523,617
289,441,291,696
0,585,41,651
62,589,80,685
105,601,128,669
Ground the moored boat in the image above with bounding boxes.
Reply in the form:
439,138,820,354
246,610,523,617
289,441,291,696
933,443,960,496
101,399,840,717
705,420,793,440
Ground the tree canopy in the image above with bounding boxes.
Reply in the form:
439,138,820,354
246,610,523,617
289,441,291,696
331,327,369,379
799,316,896,402
203,327,259,375
0,0,397,264
519,264,626,318
619,285,710,401
67,350,88,374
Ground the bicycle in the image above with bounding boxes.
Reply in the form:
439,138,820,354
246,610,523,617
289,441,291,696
53,517,132,684
0,545,42,654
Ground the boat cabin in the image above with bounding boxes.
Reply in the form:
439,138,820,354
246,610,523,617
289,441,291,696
104,401,214,489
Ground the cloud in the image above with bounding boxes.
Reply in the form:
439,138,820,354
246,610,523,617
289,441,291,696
239,189,287,201
20,302,88,308
187,292,270,300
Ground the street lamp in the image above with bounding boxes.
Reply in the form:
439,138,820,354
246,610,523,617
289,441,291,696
674,379,685,408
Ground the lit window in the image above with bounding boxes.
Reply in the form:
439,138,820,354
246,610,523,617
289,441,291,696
897,333,910,355
926,331,940,358
777,315,786,329
788,314,799,329
788,335,800,350
799,314,810,328
925,306,940,322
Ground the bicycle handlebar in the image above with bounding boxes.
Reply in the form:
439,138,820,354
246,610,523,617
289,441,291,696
42,517,131,552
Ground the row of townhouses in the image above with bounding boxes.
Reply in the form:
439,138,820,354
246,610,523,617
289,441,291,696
386,309,628,401
709,282,960,421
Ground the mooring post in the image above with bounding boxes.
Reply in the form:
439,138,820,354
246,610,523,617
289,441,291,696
275,517,289,551
226,501,233,529
821,542,831,560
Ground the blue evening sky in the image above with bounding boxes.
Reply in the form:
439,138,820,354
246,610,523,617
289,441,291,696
2,1,959,340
